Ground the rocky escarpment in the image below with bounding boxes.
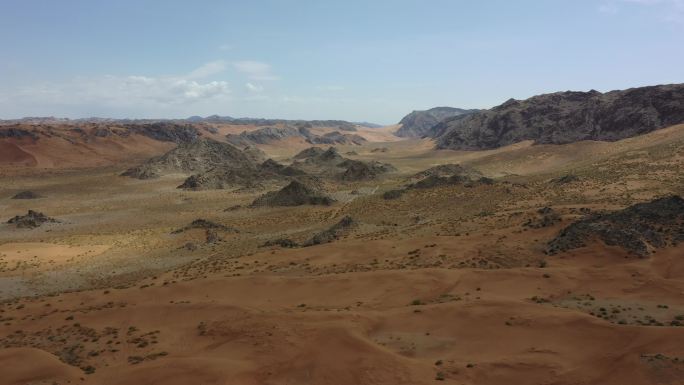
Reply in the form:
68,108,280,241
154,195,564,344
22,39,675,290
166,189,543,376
435,84,684,150
122,138,259,179
547,195,684,257
396,107,478,138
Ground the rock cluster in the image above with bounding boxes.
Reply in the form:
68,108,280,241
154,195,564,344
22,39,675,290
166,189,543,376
7,210,60,229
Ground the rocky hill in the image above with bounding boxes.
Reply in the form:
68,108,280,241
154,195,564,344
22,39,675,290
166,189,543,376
226,126,366,147
251,180,335,207
396,107,478,138
547,195,684,256
308,131,366,145
435,84,684,150
178,159,303,190
122,138,261,179
291,147,395,181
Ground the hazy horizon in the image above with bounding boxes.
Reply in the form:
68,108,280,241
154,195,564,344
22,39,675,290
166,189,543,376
2,0,683,124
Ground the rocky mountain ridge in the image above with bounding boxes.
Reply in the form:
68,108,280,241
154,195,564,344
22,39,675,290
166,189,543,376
434,84,684,150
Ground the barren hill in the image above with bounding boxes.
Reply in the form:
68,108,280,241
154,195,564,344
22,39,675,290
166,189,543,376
396,107,478,138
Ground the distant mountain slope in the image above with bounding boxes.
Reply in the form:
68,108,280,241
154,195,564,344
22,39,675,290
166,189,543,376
435,84,684,150
0,122,201,168
184,116,359,131
395,107,479,138
226,126,367,147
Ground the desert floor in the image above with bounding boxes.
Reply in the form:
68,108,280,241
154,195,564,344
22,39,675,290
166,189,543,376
1,125,684,384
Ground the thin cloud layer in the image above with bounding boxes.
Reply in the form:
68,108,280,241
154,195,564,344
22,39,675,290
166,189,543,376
233,61,278,81
600,0,684,21
15,74,230,108
187,60,228,79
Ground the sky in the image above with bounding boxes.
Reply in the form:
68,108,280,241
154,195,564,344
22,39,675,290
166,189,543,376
0,0,683,124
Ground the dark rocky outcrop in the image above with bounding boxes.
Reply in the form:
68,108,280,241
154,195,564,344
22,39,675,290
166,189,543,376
11,191,43,199
293,147,326,160
226,126,305,146
410,164,483,181
383,164,491,197
122,122,200,143
122,138,256,179
308,131,366,145
303,216,357,246
396,107,479,138
383,189,405,200
172,219,238,244
550,174,580,185
177,169,265,190
523,207,562,229
171,219,238,234
292,147,395,180
0,127,38,140
407,164,486,189
226,126,366,147
547,195,684,256
338,160,396,182
251,180,335,207
259,159,306,177
7,210,60,228
177,158,304,191
436,84,684,150
262,238,299,248
409,174,470,189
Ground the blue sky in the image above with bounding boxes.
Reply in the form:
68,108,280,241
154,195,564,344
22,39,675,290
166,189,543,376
1,0,683,124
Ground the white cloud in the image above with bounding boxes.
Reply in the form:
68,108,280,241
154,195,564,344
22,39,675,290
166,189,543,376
218,44,234,51
187,60,227,79
10,63,231,112
0,59,286,118
245,82,264,92
233,60,278,80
